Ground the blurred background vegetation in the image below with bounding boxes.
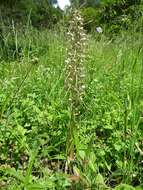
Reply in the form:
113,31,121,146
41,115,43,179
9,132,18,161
0,0,142,61
0,0,142,31
0,1,143,189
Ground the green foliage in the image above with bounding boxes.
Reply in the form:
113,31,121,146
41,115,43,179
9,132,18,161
0,0,143,35
0,16,143,190
0,0,62,28
81,7,98,32
70,0,143,34
114,184,135,190
99,0,142,34
70,0,100,7
0,166,70,189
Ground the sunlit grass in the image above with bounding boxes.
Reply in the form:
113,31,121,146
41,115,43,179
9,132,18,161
0,27,143,189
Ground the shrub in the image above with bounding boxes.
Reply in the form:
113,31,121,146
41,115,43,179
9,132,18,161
81,7,99,32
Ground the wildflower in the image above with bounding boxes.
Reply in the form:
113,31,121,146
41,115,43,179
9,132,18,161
65,9,87,112
65,9,87,172
96,26,103,33
31,57,39,64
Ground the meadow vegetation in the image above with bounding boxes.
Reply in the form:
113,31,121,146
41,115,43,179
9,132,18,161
0,1,143,190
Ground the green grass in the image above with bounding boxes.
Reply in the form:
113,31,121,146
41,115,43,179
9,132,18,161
0,28,143,190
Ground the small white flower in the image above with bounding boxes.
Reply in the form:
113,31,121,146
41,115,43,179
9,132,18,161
96,26,103,33
81,85,86,89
